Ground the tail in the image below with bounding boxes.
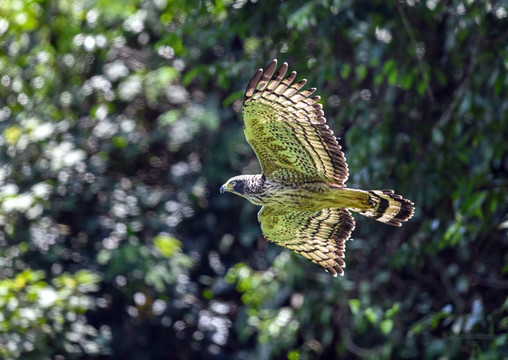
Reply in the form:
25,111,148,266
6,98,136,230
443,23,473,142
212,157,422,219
356,189,415,226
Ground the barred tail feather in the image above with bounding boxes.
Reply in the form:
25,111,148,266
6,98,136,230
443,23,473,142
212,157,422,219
358,190,414,226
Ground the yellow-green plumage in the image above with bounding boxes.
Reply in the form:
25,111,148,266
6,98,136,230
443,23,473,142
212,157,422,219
220,60,414,276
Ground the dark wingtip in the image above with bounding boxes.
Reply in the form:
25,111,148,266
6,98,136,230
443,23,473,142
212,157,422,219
397,201,415,222
326,265,344,277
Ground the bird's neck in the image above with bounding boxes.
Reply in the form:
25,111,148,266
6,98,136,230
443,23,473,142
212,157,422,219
245,174,265,194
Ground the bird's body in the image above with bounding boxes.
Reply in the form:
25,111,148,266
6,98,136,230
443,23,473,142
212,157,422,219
220,60,414,276
225,174,374,211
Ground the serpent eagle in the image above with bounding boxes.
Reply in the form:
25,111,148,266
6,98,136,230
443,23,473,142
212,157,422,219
220,60,414,276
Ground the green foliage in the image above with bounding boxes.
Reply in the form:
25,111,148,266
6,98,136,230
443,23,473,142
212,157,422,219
0,268,108,359
153,234,182,258
1,0,507,358
226,259,299,349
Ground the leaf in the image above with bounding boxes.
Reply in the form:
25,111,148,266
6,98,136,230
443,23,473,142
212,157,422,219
461,191,486,217
388,69,398,85
365,307,378,324
153,235,182,258
417,81,426,96
383,59,395,74
341,64,351,79
400,72,414,89
223,90,243,107
112,136,128,148
288,350,300,360
380,319,393,335
349,299,360,315
4,126,22,145
385,303,400,318
157,110,180,125
182,65,208,86
355,65,367,82
203,289,213,300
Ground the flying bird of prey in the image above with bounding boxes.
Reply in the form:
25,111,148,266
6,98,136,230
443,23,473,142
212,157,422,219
220,60,414,276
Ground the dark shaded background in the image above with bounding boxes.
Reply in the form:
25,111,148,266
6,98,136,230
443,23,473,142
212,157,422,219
1,0,507,359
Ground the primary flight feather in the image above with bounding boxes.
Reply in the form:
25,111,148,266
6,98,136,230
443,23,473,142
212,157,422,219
220,59,414,276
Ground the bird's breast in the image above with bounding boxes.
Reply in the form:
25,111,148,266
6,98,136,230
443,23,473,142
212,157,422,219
245,180,336,210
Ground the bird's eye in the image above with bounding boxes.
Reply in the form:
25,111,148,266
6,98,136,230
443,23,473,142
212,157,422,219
230,180,237,187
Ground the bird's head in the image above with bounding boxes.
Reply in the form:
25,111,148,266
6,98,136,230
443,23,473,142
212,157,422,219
220,176,247,196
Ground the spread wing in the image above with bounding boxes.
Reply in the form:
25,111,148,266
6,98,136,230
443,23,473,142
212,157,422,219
242,59,348,184
258,206,355,276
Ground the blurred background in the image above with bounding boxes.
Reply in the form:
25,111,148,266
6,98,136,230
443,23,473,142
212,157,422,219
1,0,508,359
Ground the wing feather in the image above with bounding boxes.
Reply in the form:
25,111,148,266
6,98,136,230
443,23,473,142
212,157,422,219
273,71,297,95
266,62,288,91
258,206,355,276
245,69,263,99
243,59,348,183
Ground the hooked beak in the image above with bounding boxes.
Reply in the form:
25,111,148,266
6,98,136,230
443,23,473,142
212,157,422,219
220,184,227,194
